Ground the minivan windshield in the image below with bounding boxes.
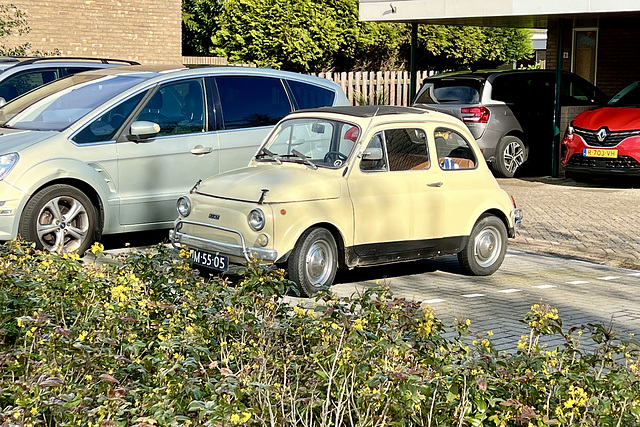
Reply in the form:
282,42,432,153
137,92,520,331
414,78,483,104
258,118,360,168
0,74,148,130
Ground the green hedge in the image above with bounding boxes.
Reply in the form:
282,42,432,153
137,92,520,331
0,241,639,427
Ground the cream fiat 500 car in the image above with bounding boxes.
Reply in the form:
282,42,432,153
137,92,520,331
170,106,523,296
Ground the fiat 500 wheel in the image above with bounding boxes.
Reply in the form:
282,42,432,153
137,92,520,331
493,136,526,178
288,227,338,297
19,184,98,254
458,215,508,276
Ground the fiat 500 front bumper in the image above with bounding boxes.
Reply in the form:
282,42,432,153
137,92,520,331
169,218,278,264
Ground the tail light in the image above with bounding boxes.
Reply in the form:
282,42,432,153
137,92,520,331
461,106,490,124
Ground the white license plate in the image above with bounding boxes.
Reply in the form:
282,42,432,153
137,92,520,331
190,248,229,272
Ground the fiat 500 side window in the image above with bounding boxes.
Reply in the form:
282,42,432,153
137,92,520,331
360,128,430,172
385,128,430,171
434,128,477,170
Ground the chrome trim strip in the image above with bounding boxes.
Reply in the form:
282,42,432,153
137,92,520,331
170,219,277,262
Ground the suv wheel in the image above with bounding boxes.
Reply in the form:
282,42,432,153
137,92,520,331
19,184,98,255
493,136,526,178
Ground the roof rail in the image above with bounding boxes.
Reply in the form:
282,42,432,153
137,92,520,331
0,57,20,63
11,57,140,67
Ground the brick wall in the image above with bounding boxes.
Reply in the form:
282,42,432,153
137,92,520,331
547,18,640,97
3,0,182,64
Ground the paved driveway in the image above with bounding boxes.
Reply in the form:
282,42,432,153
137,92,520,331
498,177,640,268
328,250,640,352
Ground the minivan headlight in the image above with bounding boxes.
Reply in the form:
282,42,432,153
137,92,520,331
0,153,18,181
177,196,191,217
248,208,265,231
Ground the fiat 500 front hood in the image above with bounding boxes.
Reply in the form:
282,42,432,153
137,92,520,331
195,164,342,203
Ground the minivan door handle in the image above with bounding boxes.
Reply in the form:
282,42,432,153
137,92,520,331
191,145,213,155
427,181,443,187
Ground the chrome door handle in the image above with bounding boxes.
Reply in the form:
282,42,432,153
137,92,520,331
191,145,213,155
427,182,443,187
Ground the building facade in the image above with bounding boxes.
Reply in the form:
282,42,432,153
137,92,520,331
359,0,640,96
4,0,182,64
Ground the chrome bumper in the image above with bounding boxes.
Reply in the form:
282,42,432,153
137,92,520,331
170,219,278,263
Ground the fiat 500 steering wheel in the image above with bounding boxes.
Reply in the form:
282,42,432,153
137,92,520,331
323,151,347,166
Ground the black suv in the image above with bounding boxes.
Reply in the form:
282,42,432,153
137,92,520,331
413,70,608,177
0,56,138,104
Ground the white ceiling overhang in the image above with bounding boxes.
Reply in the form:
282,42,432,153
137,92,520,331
359,0,640,28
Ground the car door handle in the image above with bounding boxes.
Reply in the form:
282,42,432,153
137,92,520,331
427,182,443,187
191,145,213,155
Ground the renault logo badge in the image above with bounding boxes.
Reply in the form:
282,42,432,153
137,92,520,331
597,127,608,142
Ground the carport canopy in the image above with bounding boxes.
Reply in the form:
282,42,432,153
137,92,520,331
358,0,640,177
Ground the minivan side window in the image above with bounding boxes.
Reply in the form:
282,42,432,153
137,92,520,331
133,78,206,137
216,76,292,130
73,92,146,144
288,80,335,109
434,128,476,170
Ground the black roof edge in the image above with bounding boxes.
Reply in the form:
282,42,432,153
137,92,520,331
8,57,140,67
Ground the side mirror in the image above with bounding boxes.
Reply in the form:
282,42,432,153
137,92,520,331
361,147,383,161
128,121,161,142
0,97,6,108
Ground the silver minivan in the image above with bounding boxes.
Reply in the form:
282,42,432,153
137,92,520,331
0,65,349,253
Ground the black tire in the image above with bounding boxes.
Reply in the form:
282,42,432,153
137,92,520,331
492,136,526,178
288,227,338,297
18,184,99,255
458,215,508,276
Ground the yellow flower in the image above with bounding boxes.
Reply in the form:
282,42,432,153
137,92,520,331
90,242,104,255
229,413,241,424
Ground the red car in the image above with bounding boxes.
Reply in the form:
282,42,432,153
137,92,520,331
561,81,640,180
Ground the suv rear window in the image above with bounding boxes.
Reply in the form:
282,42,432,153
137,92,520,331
414,78,482,104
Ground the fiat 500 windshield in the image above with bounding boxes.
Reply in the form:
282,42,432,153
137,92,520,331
256,118,360,168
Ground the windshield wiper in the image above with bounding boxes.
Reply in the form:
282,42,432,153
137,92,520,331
255,147,282,164
290,149,318,170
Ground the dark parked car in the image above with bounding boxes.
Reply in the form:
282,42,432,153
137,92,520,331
413,70,608,177
0,56,139,104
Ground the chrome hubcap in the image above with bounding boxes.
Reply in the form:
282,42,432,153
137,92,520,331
474,225,502,268
36,196,89,253
503,141,525,173
305,238,334,286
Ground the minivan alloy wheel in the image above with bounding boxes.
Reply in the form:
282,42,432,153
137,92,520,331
19,184,98,254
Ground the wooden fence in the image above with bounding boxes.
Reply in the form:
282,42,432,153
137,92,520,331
181,58,434,106
312,70,436,106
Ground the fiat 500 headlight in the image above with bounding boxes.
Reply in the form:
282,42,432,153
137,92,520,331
0,153,19,181
176,196,191,217
248,208,265,231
